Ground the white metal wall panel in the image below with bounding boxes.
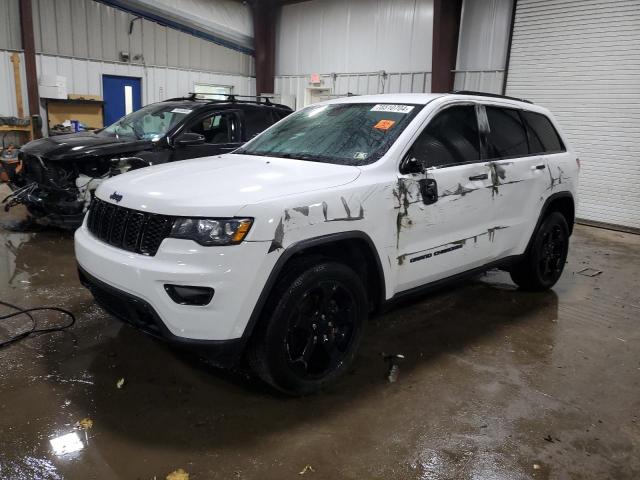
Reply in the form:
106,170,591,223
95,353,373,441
0,50,28,118
275,0,433,108
276,0,434,75
0,0,21,51
275,72,432,110
0,50,254,134
32,53,255,129
0,0,254,76
506,0,640,229
453,0,513,94
129,0,253,49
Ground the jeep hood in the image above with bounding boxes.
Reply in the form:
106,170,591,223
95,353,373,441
95,153,361,216
20,132,152,161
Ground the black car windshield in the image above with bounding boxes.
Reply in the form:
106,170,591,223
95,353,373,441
100,103,194,140
235,102,423,166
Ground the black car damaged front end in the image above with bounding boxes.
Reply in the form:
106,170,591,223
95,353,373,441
3,149,155,229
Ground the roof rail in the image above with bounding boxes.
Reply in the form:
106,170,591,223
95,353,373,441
187,92,275,105
451,90,533,104
163,93,291,110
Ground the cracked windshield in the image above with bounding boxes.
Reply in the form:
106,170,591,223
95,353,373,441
236,103,423,165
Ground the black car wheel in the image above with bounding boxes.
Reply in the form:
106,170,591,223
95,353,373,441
249,260,367,395
510,211,570,291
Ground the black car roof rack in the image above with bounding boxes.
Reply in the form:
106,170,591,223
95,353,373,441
163,93,290,110
451,90,533,104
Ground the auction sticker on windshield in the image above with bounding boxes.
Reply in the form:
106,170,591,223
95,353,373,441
371,104,415,114
171,108,193,114
374,119,396,130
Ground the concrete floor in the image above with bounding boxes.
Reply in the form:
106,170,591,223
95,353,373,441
0,194,639,479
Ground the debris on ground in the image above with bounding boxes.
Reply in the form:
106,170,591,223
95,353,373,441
299,465,315,475
116,378,125,389
166,468,189,480
382,353,405,383
77,418,93,430
533,464,541,470
577,267,602,277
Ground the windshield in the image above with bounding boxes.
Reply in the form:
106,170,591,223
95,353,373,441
100,103,194,140
235,102,423,166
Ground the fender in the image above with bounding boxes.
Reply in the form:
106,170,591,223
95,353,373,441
525,191,575,254
240,230,387,345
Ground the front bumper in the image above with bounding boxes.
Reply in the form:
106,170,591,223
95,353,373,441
78,266,244,367
75,222,276,342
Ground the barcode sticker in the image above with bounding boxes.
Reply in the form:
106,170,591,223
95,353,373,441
371,104,414,114
171,108,193,114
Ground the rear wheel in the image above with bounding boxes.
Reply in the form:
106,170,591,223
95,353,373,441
510,211,569,291
248,260,367,395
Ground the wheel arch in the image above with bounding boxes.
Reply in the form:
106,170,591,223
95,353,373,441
240,231,387,348
525,191,575,254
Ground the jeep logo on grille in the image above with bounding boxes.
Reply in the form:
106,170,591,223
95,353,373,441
110,191,123,203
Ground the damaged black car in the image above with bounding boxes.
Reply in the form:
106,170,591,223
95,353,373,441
3,95,291,229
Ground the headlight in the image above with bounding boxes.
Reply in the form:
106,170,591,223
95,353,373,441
170,218,253,246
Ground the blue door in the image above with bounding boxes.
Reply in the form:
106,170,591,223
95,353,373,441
102,75,142,126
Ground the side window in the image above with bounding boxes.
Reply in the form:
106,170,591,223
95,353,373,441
522,111,564,154
244,108,276,139
409,105,480,168
484,107,529,159
186,112,236,144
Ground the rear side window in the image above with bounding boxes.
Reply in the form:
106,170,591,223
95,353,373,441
522,111,564,154
485,107,528,159
243,108,276,139
410,105,481,168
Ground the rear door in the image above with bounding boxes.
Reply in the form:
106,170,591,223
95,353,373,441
171,109,242,161
479,105,553,258
395,104,495,292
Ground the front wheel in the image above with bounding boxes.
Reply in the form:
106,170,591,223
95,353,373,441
510,211,570,291
248,260,367,396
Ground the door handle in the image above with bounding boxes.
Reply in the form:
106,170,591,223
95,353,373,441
535,164,546,170
468,173,488,181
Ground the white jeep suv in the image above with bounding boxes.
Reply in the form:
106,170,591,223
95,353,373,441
75,92,578,395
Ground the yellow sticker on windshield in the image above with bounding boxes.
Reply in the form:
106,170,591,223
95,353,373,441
374,119,396,130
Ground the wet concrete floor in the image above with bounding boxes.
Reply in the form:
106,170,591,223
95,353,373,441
0,199,638,479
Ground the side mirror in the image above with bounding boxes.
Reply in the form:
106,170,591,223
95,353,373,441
175,132,205,147
419,178,438,205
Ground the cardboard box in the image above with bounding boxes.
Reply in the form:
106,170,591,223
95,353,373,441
67,94,103,101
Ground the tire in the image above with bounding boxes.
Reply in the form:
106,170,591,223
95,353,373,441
248,259,367,396
510,211,570,291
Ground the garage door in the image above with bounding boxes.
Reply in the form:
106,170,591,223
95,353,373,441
505,0,640,230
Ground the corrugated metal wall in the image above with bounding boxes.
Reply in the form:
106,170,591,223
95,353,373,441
274,0,513,108
29,0,253,74
275,0,433,108
506,0,640,230
0,0,22,51
0,50,28,119
275,72,432,109
136,0,253,50
453,0,513,94
0,0,256,135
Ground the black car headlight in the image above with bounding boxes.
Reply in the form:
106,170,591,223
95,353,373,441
169,218,253,246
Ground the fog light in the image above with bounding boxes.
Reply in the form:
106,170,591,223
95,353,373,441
164,284,214,306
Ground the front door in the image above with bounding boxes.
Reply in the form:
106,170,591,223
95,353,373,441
395,104,495,292
102,75,142,126
171,110,242,161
